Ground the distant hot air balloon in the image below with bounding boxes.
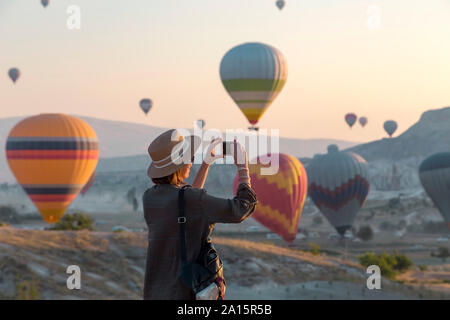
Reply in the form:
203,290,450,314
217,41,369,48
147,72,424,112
419,153,450,231
5,114,99,223
276,0,285,10
345,113,357,128
8,68,20,84
220,42,287,130
41,0,49,8
383,120,398,137
359,116,368,127
139,98,152,115
196,119,205,130
233,153,308,242
80,171,96,196
307,145,370,236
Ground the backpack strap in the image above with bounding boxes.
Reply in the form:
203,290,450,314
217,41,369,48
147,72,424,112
178,186,189,265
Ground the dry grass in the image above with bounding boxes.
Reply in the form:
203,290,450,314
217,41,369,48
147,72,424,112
0,227,448,299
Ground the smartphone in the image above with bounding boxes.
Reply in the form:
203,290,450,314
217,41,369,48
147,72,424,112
222,141,234,155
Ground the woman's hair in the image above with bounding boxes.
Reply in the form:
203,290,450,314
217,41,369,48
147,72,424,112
151,167,185,186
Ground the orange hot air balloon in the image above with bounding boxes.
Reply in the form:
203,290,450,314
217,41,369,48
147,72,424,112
80,171,96,196
5,114,99,223
233,153,308,242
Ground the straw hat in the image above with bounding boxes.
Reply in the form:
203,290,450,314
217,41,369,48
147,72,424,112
147,129,202,179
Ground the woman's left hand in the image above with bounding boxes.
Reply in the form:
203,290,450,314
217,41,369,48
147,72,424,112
204,138,224,165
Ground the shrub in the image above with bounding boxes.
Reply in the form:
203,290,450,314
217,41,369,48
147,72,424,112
49,212,94,231
15,276,40,300
394,251,414,272
358,251,413,279
356,225,374,241
0,206,20,223
309,242,321,256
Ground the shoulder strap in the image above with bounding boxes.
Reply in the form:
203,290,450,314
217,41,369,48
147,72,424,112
178,186,188,265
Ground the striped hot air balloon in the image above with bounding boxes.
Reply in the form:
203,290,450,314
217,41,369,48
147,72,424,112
345,113,357,128
419,153,450,230
307,145,370,236
220,42,287,129
5,114,99,223
233,153,308,242
80,171,96,196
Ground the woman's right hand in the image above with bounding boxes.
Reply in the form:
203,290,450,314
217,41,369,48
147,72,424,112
233,141,250,185
233,141,248,168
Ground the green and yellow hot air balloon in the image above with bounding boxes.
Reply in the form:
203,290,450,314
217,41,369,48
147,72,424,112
220,42,287,130
5,114,99,223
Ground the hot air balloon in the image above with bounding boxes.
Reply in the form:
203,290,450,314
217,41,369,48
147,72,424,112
41,0,49,8
196,119,205,130
139,98,152,115
383,120,398,137
5,114,99,223
419,153,450,231
345,113,357,128
276,0,285,10
359,116,368,127
220,42,287,131
8,68,20,84
233,153,308,242
80,171,96,196
307,145,370,236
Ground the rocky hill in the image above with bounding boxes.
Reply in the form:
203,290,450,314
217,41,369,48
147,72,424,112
347,107,450,161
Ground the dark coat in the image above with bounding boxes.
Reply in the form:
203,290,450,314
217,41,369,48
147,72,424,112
142,183,257,300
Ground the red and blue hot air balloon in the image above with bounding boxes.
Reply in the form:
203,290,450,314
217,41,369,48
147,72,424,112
307,145,370,236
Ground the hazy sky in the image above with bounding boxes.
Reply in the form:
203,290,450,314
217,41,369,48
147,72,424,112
1,0,450,142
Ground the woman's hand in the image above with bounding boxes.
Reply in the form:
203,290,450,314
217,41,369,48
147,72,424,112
233,141,248,168
192,138,223,189
203,138,224,165
233,141,250,186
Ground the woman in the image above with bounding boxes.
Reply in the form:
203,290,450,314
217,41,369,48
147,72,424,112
143,129,257,300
